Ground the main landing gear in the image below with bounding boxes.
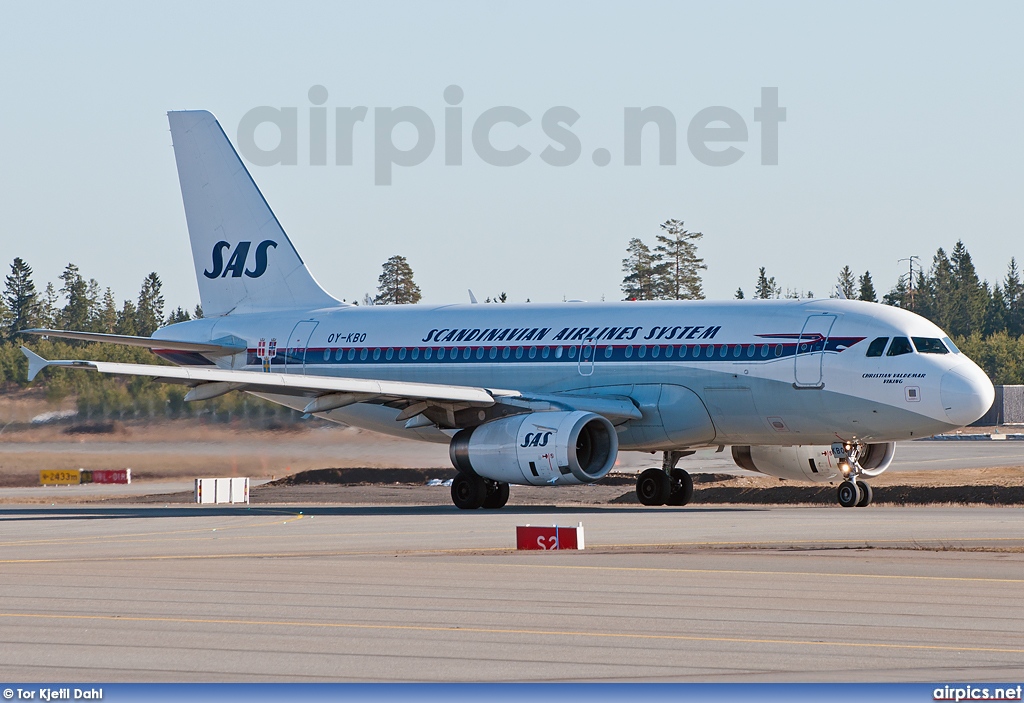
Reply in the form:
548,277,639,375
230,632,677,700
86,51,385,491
833,442,874,508
451,473,510,510
636,451,695,507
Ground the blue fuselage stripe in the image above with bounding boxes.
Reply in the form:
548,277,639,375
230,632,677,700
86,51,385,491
246,338,863,367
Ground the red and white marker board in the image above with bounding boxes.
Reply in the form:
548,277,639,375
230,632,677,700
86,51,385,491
516,523,585,550
90,469,131,484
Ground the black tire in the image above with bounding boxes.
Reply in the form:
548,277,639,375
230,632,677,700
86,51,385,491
837,481,862,508
856,480,873,507
636,468,671,506
482,482,510,509
666,468,694,506
451,473,487,509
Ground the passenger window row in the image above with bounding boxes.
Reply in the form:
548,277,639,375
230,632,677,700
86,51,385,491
257,341,832,365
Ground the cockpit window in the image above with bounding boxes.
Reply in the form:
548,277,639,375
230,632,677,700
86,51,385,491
943,336,961,354
886,336,913,356
912,337,949,354
866,337,889,357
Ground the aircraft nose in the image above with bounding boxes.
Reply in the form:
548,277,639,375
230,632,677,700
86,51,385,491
940,362,995,427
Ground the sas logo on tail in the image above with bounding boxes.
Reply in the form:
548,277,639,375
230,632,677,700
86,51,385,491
204,240,277,279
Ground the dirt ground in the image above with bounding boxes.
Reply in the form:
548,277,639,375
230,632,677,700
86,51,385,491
15,463,1011,507
2,409,1023,506
0,418,455,486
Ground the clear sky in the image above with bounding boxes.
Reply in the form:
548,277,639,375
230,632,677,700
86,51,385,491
1,1,1022,311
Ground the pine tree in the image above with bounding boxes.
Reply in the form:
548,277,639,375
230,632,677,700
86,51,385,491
4,257,40,338
135,272,165,336
986,284,1007,336
1003,258,1023,337
916,248,953,327
193,304,204,319
0,293,9,338
59,263,92,331
948,241,988,337
882,276,909,308
115,300,138,336
836,266,856,299
97,288,118,333
621,238,660,300
374,255,421,305
735,287,745,299
652,220,706,300
754,267,779,299
858,271,877,302
166,307,191,325
86,279,101,331
40,283,59,327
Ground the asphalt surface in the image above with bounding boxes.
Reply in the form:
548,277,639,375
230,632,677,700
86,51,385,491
1,503,1022,682
673,438,1024,474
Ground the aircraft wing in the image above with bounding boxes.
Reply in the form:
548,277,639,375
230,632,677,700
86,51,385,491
21,347,642,424
22,347,517,409
21,329,246,355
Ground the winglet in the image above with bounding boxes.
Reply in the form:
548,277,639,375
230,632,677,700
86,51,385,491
21,347,50,381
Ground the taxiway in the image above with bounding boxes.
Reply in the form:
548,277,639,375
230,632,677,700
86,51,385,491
1,503,1021,681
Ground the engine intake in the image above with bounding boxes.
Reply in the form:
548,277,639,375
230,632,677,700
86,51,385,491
731,442,896,483
856,441,896,477
450,411,618,486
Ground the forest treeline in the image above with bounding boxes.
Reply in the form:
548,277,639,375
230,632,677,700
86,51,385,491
2,236,1024,422
0,260,287,421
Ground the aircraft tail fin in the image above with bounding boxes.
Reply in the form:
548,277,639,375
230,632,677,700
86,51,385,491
167,110,342,317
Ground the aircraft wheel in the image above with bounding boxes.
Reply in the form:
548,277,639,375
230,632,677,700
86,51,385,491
637,468,671,506
837,481,862,508
451,473,487,509
482,482,510,509
666,468,694,507
856,480,873,507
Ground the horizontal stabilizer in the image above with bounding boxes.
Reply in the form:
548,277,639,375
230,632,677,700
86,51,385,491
21,329,246,355
22,347,52,381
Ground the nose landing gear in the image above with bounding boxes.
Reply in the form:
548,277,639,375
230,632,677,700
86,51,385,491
833,442,874,508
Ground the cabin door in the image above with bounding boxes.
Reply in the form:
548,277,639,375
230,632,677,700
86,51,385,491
793,314,836,388
284,320,319,373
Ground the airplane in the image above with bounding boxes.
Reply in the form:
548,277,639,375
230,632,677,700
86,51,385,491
21,110,995,510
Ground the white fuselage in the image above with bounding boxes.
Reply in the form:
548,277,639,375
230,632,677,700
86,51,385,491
155,297,994,449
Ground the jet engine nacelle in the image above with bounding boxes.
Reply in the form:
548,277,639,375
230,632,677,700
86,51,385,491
449,411,618,486
731,442,896,483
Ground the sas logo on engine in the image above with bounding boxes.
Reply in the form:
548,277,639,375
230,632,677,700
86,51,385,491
520,431,553,448
204,240,277,279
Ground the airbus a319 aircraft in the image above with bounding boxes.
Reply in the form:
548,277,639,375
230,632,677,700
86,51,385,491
23,111,996,509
